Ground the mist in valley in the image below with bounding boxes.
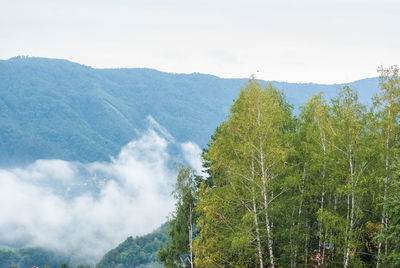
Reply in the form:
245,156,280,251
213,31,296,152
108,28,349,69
0,117,203,265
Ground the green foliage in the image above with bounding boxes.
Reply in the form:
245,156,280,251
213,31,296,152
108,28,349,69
96,223,169,268
195,80,295,267
0,247,71,268
0,57,379,164
1,59,396,267
192,67,400,267
379,193,400,265
0,247,94,268
158,166,198,268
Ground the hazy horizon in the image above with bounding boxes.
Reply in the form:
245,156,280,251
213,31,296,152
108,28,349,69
1,0,399,84
1,55,380,85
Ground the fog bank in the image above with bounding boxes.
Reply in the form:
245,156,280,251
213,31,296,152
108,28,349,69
0,117,203,264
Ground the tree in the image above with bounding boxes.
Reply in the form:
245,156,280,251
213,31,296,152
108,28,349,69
195,79,294,267
158,166,198,268
378,183,400,266
328,86,370,267
290,94,331,267
374,66,400,267
190,68,400,267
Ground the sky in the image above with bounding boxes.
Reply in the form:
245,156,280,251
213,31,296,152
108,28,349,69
1,0,399,83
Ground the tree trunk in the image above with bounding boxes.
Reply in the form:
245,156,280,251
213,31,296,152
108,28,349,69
305,221,310,266
256,110,276,268
377,100,392,268
331,195,337,261
252,159,264,268
188,205,194,268
253,195,264,268
344,150,355,268
259,154,275,267
264,203,275,268
291,166,307,267
344,193,350,267
318,133,327,267
322,231,327,266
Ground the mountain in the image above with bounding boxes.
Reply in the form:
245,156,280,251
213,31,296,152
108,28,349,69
0,56,379,165
96,223,169,268
0,246,69,268
0,57,382,267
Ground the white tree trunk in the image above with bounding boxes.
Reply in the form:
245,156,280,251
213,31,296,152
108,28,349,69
305,222,310,266
256,108,275,268
344,150,355,268
377,102,391,268
318,132,326,267
292,166,307,267
253,194,264,268
252,158,264,268
259,145,275,268
188,205,194,268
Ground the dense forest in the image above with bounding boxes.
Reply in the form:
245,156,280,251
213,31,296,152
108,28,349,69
159,66,400,267
0,247,66,268
0,246,92,268
96,223,169,268
0,223,169,268
0,57,378,165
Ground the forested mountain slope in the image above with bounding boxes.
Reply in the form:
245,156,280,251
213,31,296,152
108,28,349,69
96,223,168,268
0,246,68,268
0,56,379,165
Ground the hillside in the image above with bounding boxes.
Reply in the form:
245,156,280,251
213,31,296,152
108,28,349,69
96,223,169,268
0,56,379,165
0,223,169,268
0,247,69,268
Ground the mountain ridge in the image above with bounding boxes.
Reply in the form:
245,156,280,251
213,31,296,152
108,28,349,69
0,56,380,165
5,56,377,85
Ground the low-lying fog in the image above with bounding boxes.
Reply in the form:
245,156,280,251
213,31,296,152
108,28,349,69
0,117,203,264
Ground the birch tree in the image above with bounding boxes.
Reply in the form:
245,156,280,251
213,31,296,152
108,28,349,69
294,94,332,266
195,79,293,267
374,66,400,267
329,86,371,267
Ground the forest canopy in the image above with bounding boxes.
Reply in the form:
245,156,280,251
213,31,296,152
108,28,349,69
159,66,400,267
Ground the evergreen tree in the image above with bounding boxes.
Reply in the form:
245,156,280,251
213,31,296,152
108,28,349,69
158,166,198,268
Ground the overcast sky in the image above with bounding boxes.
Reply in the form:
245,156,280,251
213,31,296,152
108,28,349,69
1,0,399,83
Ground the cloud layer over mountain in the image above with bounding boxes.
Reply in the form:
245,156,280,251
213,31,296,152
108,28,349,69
0,117,203,264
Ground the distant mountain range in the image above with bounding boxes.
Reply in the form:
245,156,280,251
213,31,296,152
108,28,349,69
0,56,380,165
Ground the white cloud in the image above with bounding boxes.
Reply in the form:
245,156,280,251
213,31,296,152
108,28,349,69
0,123,203,264
181,142,205,177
